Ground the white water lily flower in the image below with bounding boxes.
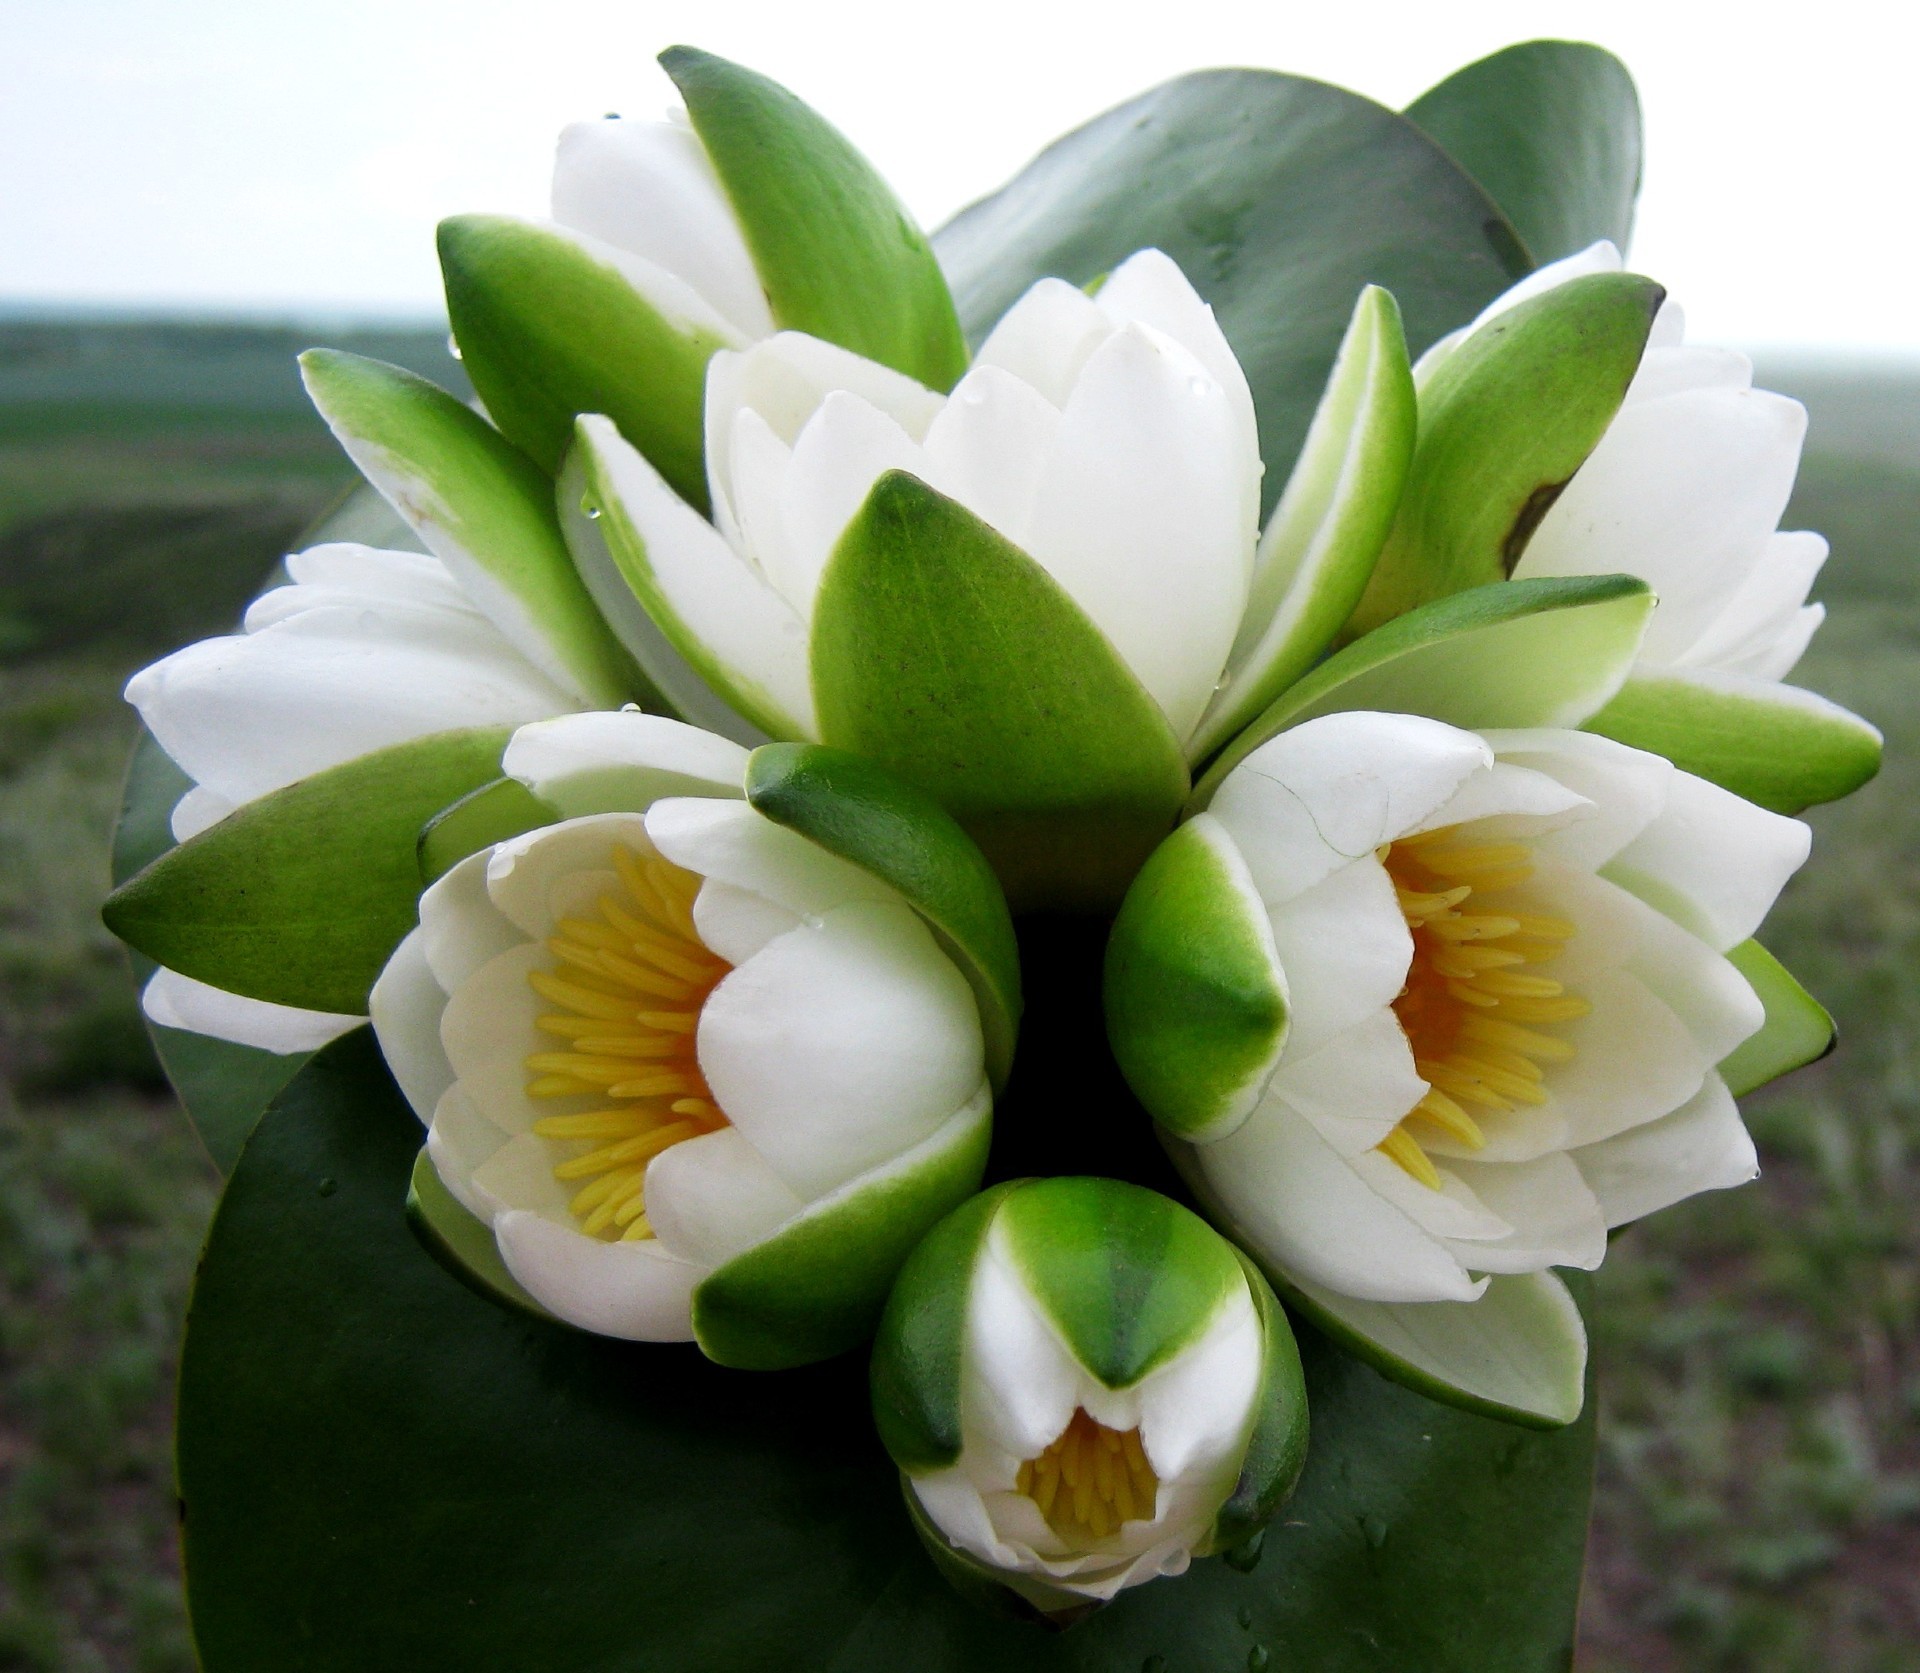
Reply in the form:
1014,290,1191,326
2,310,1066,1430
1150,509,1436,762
1430,241,1825,683
576,247,1269,752
1107,709,1810,1308
125,541,587,1054
871,1178,1306,1613
370,712,993,1359
550,112,773,347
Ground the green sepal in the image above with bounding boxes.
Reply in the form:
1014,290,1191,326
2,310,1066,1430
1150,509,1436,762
661,47,967,392
746,743,1021,1090
418,777,559,885
1583,666,1883,814
870,1181,1022,1473
694,1089,992,1371
1347,273,1664,636
810,470,1189,912
1193,575,1654,810
1191,285,1415,761
404,1148,554,1323
1405,41,1642,266
1103,816,1287,1142
438,213,728,503
104,727,511,1016
1720,940,1835,1097
998,1178,1246,1390
1208,1249,1310,1554
300,349,646,709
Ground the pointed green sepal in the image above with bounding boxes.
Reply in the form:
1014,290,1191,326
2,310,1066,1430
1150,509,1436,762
1208,1248,1310,1553
811,470,1189,911
1191,285,1416,761
693,1087,992,1370
1347,272,1664,636
1583,666,1882,813
1193,574,1654,810
997,1178,1246,1389
746,743,1021,1091
1405,42,1642,266
300,349,645,708
404,1148,554,1323
869,1181,1022,1472
438,213,730,502
661,47,967,391
104,727,512,1015
1720,940,1835,1097
1104,815,1288,1142
417,777,559,885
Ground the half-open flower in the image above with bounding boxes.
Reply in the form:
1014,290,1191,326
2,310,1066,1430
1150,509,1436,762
1107,710,1811,1421
370,712,1016,1367
871,1178,1306,1615
126,540,587,1054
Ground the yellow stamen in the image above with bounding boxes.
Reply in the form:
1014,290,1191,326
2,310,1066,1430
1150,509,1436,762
523,845,731,1242
1372,824,1585,1188
1016,1410,1160,1547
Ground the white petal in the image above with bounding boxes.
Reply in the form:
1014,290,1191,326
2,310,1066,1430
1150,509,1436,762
1483,729,1672,871
1673,530,1827,677
918,363,1063,545
503,711,748,816
644,797,899,918
1622,344,1752,405
469,1128,574,1221
551,117,775,340
248,543,479,629
696,901,983,1198
1265,857,1411,1061
1267,1006,1426,1158
494,1207,703,1341
124,601,577,813
1018,322,1253,741
641,1125,808,1267
1570,1074,1756,1227
1412,760,1593,839
1199,1097,1484,1303
1715,604,1825,684
971,276,1115,408
425,1084,516,1221
1346,1148,1514,1243
1435,1152,1607,1274
368,930,453,1123
483,812,655,941
690,878,802,965
963,1224,1086,1461
168,785,236,841
1603,769,1809,951
1132,1279,1262,1481
1463,241,1623,335
141,967,361,1054
417,849,523,992
1212,713,1492,905
438,943,551,1138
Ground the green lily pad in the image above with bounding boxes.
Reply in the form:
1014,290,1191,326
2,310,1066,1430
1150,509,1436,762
936,69,1528,512
1405,41,1642,266
178,1031,1595,1671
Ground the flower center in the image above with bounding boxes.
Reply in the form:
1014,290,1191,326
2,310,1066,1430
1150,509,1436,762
522,846,731,1242
1015,1409,1159,1545
1375,828,1588,1190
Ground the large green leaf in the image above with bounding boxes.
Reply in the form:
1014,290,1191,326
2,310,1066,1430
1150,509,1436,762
1192,575,1654,808
1346,272,1663,636
745,742,1022,1090
1405,41,1642,265
935,70,1528,513
810,472,1189,912
1583,666,1883,813
301,349,648,709
179,1032,1595,1671
438,214,727,503
105,727,511,1015
662,47,967,392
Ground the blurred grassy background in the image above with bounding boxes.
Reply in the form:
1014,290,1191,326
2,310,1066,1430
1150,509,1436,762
0,317,1911,1671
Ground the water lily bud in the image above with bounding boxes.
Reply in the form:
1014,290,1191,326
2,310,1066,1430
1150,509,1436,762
370,713,1017,1368
871,1178,1307,1616
1106,709,1812,1420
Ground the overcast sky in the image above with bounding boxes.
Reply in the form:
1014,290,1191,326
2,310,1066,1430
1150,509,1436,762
2,0,1916,352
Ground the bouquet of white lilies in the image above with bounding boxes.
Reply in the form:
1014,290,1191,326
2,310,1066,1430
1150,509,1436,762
104,39,1877,1668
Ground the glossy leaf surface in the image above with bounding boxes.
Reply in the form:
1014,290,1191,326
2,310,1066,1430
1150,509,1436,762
935,69,1527,514
1405,41,1642,265
179,1032,1595,1672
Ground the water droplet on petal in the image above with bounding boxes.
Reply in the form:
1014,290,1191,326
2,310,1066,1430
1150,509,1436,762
1248,1648,1270,1672
1237,1605,1254,1629
316,1177,338,1197
1222,1528,1265,1572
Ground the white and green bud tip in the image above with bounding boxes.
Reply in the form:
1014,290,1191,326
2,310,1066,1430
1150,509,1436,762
869,1178,1307,1617
370,712,1021,1370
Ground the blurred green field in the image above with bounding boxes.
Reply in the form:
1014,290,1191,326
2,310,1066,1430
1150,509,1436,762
0,320,1912,1671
